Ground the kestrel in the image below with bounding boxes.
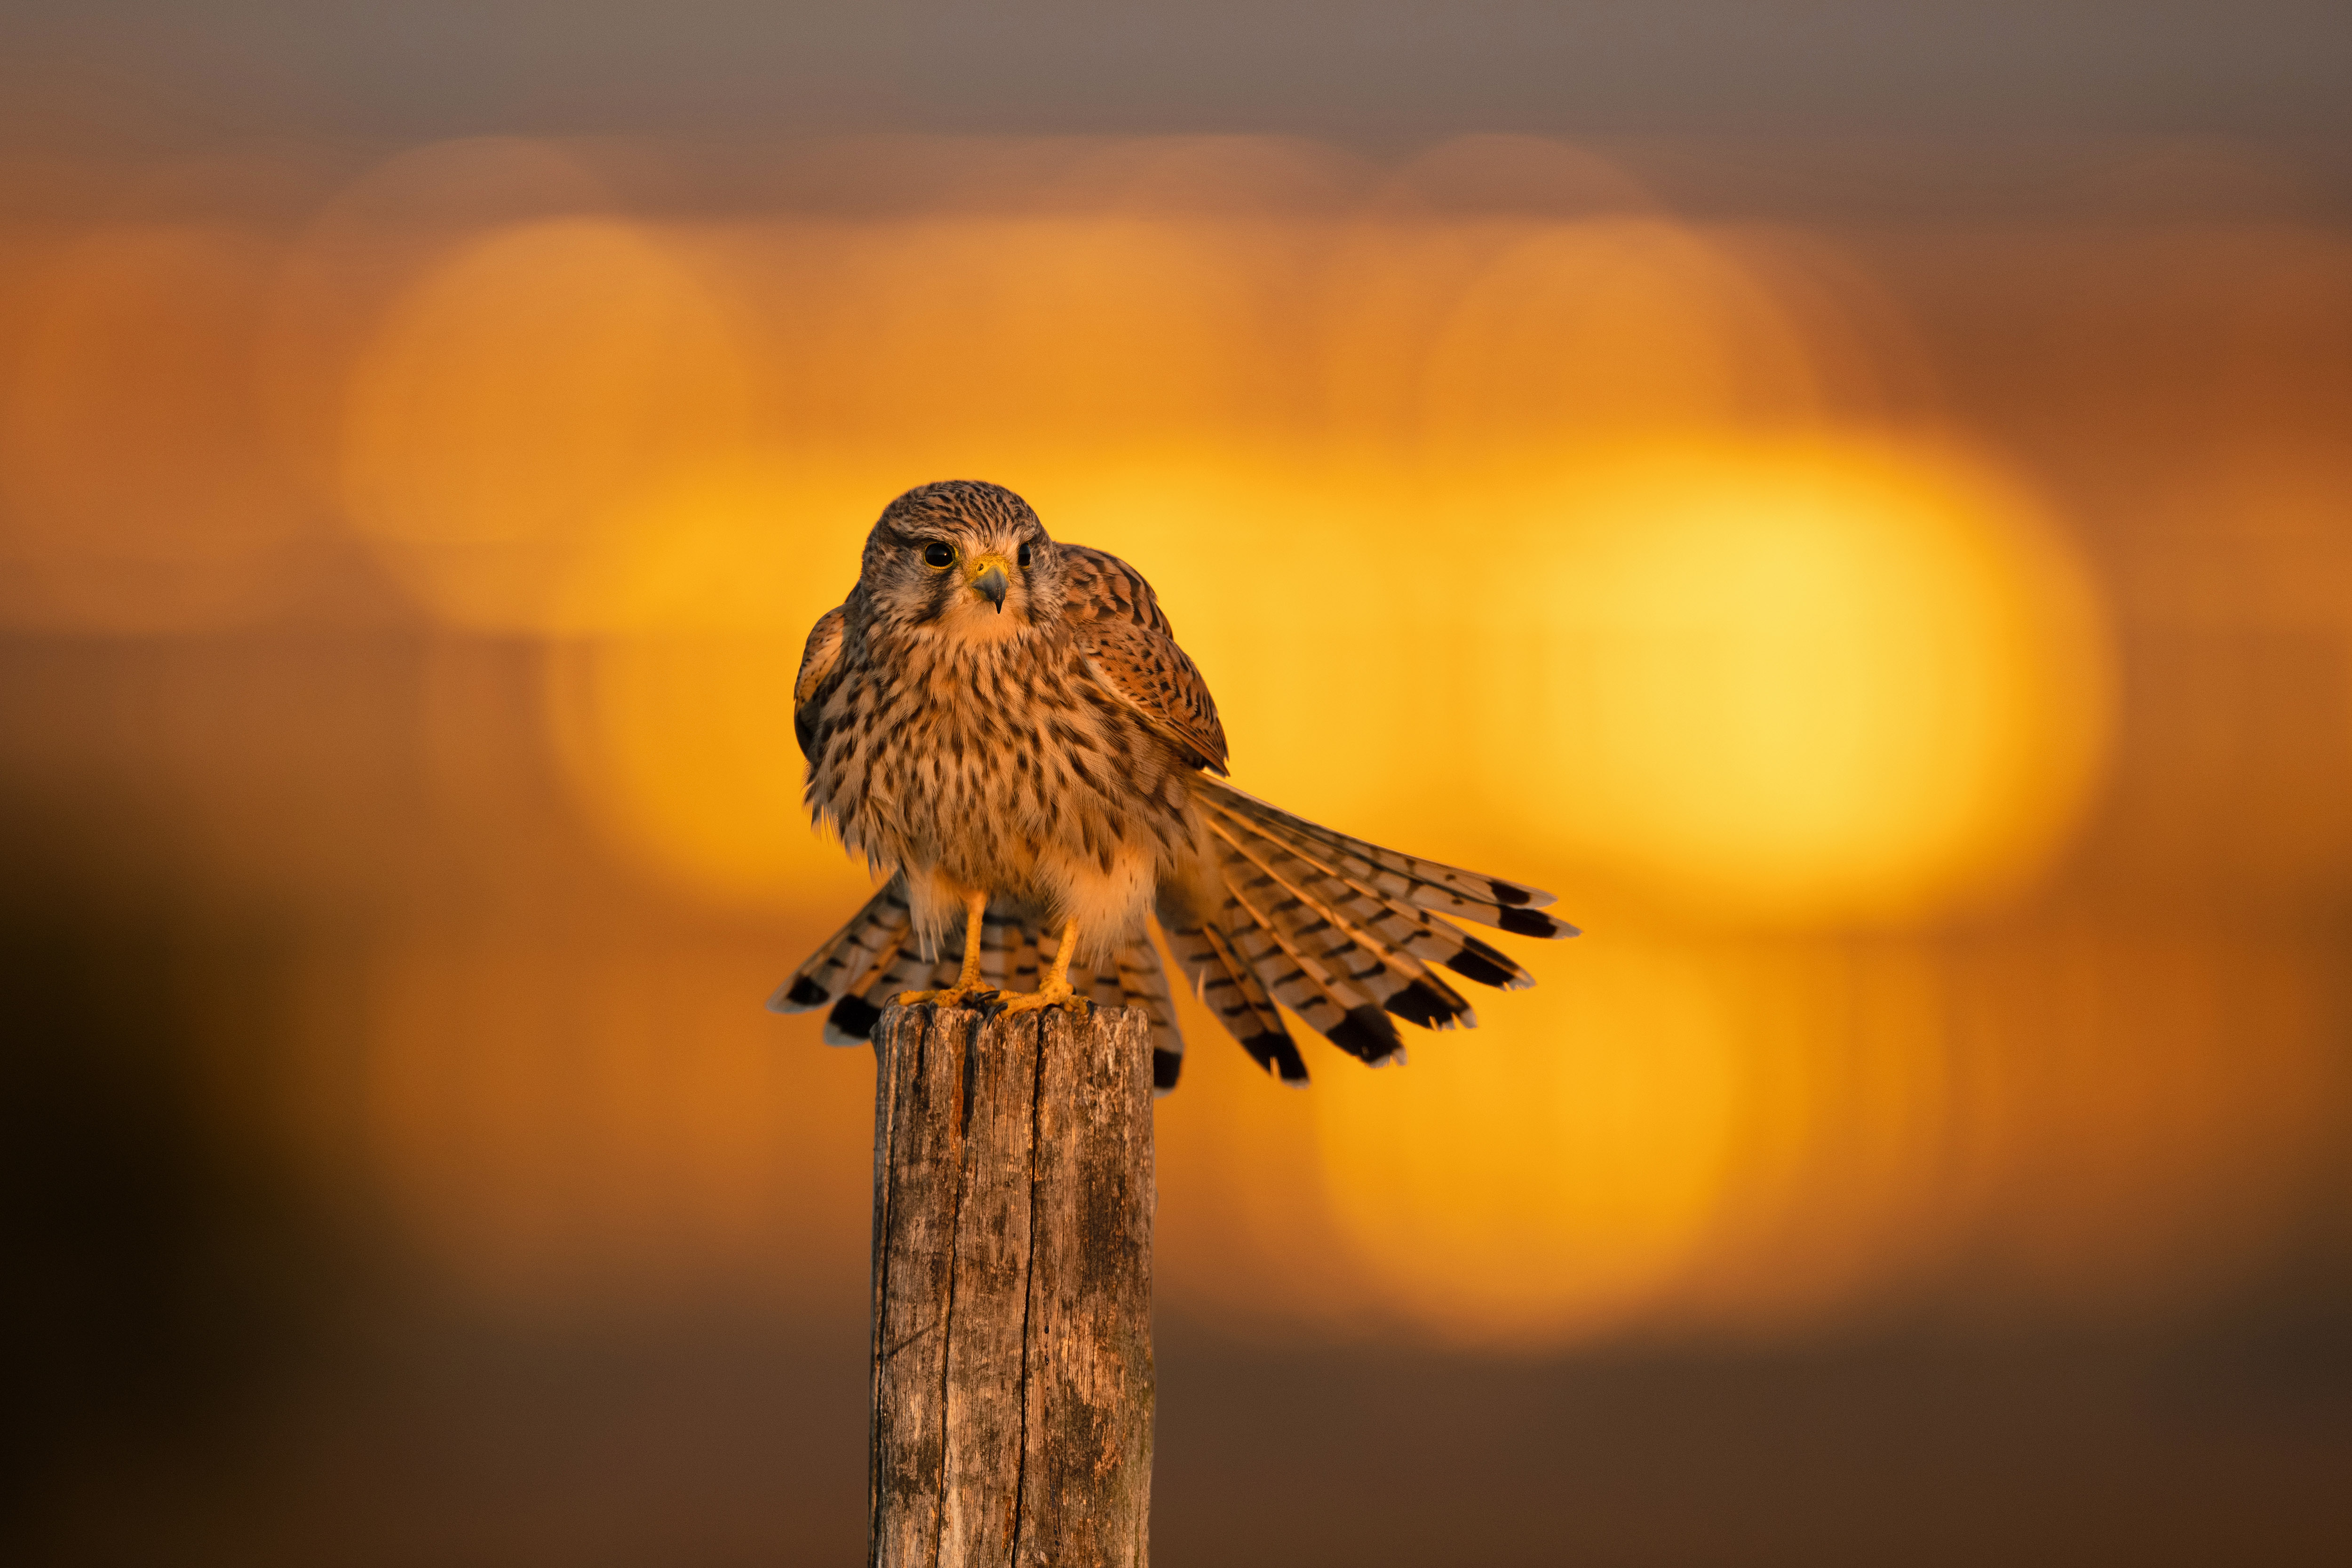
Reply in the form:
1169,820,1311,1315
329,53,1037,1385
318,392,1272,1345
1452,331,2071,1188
770,480,1576,1091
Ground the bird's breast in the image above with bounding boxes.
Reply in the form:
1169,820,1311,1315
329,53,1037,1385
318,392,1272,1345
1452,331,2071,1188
808,633,1193,904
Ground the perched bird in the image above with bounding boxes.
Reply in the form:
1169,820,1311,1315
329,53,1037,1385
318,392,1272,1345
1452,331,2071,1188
770,479,1576,1092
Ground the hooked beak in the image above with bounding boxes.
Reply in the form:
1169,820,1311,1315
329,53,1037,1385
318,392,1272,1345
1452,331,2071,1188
968,557,1010,613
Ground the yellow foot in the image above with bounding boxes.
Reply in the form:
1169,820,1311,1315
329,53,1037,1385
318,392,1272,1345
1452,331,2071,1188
992,979,1090,1017
896,985,1000,1009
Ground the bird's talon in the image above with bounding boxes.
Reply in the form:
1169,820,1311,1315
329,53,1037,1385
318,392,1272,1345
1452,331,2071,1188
994,980,1084,1016
896,986,999,1010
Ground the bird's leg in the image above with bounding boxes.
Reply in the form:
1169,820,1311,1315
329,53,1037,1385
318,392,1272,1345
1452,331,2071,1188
897,891,1000,1009
995,919,1089,1015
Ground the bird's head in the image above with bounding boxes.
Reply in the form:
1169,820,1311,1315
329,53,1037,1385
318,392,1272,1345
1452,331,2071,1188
858,480,1062,644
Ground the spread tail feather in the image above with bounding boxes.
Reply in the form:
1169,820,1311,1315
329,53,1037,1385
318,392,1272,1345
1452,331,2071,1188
1170,779,1577,1083
1195,777,1580,942
1160,916,1308,1084
771,786,1573,1091
768,886,1187,1090
766,877,912,1021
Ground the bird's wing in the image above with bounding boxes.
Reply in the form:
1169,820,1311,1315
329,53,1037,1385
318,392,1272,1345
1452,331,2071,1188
1060,544,1230,774
792,604,847,761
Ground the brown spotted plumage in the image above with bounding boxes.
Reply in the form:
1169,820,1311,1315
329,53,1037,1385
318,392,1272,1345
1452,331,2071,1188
770,480,1575,1091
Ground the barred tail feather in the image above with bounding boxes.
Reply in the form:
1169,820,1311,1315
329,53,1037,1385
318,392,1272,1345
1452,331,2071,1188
771,783,1569,1090
1115,936,1188,1096
1160,915,1308,1084
1202,812,1480,1023
1176,780,1579,1082
774,889,1192,1094
824,927,933,1045
1211,860,1406,1066
1195,778,1580,942
975,910,1031,992
1195,795,1540,995
767,877,913,1016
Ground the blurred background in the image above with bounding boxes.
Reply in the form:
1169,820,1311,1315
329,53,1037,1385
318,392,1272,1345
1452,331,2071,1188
5,4,2352,1564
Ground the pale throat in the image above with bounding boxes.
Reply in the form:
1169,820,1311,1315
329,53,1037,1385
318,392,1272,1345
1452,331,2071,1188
934,591,1034,646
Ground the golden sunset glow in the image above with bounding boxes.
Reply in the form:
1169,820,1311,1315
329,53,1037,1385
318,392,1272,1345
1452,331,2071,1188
1311,937,1745,1344
339,217,757,630
1470,435,2114,926
538,460,873,909
0,223,310,630
5,134,2346,1358
318,158,2140,1341
357,928,874,1308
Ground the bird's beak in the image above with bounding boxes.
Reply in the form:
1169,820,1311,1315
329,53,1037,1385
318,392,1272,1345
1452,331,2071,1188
968,556,1011,613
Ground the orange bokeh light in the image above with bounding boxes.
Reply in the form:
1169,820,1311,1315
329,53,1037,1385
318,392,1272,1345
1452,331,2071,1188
0,223,312,630
339,216,757,630
11,135,2332,1352
1461,434,2114,927
313,147,2136,1345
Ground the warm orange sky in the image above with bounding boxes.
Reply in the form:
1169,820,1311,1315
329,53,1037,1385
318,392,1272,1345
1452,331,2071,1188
6,132,2349,1359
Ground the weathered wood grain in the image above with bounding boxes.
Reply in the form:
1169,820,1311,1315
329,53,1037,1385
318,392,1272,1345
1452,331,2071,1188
869,1003,1154,1568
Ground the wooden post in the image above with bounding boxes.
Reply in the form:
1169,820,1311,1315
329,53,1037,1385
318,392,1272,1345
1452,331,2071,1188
868,1002,1155,1568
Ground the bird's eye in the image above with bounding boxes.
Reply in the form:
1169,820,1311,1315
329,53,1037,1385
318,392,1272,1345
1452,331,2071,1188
1017,543,1032,568
921,541,954,569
